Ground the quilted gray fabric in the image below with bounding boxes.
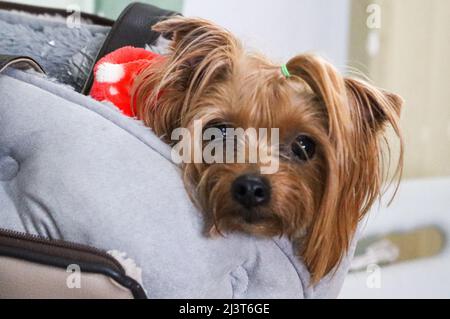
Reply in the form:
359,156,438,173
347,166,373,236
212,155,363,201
0,68,356,298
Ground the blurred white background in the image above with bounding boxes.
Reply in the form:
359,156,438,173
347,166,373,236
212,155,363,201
340,178,450,298
183,0,350,69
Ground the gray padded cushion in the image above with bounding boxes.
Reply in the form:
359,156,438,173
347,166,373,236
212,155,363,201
0,67,356,298
0,9,109,91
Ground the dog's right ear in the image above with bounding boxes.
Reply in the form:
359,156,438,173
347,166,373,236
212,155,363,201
152,16,241,88
153,16,237,51
134,16,240,141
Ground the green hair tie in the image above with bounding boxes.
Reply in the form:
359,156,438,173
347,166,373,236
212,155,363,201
281,64,291,78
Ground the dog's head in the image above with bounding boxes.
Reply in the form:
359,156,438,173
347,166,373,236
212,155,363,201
134,16,403,283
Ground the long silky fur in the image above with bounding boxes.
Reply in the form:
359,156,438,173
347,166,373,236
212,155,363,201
132,16,404,284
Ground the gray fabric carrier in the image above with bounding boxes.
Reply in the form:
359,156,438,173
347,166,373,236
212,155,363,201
0,8,355,298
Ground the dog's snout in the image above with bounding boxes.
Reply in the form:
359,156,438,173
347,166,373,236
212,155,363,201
231,174,271,209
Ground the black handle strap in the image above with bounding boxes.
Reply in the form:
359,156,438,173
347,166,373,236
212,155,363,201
0,55,45,74
81,2,178,95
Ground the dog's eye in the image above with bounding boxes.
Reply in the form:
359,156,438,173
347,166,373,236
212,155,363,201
292,135,316,161
215,125,228,138
204,123,230,140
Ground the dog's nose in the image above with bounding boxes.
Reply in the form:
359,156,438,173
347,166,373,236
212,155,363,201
231,174,271,208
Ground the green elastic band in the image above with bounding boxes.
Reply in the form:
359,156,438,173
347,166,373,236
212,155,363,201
281,64,291,78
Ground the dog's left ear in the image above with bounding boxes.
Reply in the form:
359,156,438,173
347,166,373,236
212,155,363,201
285,54,403,283
285,54,403,134
345,77,403,132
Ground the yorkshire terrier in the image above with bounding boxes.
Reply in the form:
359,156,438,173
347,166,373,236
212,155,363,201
131,16,403,283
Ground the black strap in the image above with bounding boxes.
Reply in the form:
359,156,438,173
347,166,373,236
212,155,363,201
81,2,178,95
0,55,45,74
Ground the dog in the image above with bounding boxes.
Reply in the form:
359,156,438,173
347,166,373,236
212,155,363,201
131,16,404,283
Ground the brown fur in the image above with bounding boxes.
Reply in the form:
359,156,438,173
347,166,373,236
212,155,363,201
132,16,403,283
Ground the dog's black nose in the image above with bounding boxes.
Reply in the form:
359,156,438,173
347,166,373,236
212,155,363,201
231,174,271,208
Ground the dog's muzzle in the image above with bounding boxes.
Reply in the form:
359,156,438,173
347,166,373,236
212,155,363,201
231,174,271,210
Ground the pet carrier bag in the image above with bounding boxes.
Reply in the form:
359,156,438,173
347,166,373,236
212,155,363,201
0,1,356,298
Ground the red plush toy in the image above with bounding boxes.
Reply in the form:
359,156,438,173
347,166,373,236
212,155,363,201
90,46,162,117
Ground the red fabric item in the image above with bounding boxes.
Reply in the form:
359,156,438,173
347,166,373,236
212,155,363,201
90,46,162,117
